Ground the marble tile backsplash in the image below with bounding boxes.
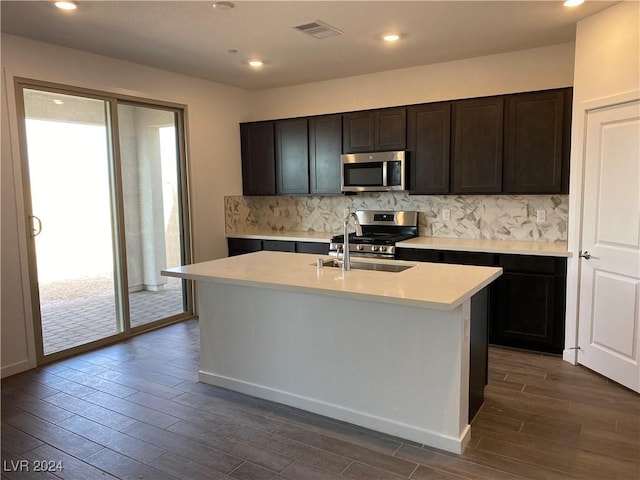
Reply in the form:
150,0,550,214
225,193,568,242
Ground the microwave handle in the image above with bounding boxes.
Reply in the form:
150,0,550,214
382,161,388,187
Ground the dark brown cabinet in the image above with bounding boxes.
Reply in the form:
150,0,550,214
240,122,276,195
396,247,567,354
227,238,329,257
452,97,504,194
343,107,406,153
407,102,451,194
493,255,566,353
504,89,571,194
309,114,342,194
275,118,309,195
241,88,572,197
227,238,263,256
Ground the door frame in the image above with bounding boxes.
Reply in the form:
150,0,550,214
565,89,640,365
13,77,194,366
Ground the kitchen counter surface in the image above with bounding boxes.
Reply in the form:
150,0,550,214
398,237,571,257
163,250,502,311
227,231,570,257
226,230,332,242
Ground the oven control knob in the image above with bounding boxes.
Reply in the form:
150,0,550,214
356,244,364,251
379,246,387,252
372,246,379,252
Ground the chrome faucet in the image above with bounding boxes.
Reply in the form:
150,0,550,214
341,211,363,271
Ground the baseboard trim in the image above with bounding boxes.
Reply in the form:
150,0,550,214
1,359,34,379
199,370,469,454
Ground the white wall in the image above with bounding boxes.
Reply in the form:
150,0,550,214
565,1,640,363
1,33,251,376
249,43,575,120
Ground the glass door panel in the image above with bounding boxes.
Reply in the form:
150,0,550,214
117,104,188,328
22,89,123,356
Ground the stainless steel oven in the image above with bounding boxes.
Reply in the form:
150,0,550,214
341,151,406,192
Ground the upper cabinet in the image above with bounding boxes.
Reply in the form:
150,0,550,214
240,88,572,197
309,114,342,195
240,115,342,196
407,102,451,194
240,121,276,196
275,118,309,195
343,107,406,153
452,97,504,194
504,89,571,194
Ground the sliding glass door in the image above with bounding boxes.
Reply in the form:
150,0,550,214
118,103,189,328
17,81,192,362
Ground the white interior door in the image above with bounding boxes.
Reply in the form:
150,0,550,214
578,99,640,392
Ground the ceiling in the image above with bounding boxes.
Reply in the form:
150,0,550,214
1,1,615,91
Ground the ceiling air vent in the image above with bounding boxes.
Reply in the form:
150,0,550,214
293,20,343,39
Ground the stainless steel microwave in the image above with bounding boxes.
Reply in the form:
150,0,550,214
340,151,406,192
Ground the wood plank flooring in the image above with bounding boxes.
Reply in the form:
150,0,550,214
2,319,638,479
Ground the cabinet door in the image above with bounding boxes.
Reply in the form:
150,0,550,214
227,238,262,257
492,254,565,353
309,115,342,194
504,89,565,193
452,97,504,194
343,111,374,153
240,122,276,195
275,118,309,195
296,242,330,255
395,248,441,263
493,272,557,351
374,107,406,151
262,240,296,252
407,103,451,194
343,108,407,153
442,251,497,266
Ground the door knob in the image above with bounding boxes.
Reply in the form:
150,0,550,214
579,251,594,260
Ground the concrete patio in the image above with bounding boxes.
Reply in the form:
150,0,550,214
40,276,186,355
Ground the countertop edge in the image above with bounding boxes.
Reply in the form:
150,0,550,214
396,241,572,258
162,254,503,312
227,232,332,243
227,231,571,257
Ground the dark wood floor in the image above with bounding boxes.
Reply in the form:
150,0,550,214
2,319,638,480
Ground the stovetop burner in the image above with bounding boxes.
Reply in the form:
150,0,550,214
331,232,416,245
329,210,419,258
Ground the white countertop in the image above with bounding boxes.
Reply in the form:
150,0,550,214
227,230,570,257
397,237,571,257
163,251,502,311
227,230,332,243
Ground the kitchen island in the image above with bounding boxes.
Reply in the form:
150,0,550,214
163,251,502,453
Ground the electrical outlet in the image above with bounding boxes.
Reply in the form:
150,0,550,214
442,209,451,221
536,210,546,223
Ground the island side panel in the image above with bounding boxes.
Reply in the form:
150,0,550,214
197,280,471,454
469,286,489,422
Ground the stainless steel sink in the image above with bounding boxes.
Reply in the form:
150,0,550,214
319,258,414,273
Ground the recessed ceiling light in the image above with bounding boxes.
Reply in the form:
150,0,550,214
563,0,584,6
212,2,235,11
248,60,264,68
52,99,64,105
54,1,78,10
383,34,400,42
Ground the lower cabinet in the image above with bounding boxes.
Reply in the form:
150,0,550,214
493,255,566,354
396,248,567,354
227,238,262,256
227,238,329,257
